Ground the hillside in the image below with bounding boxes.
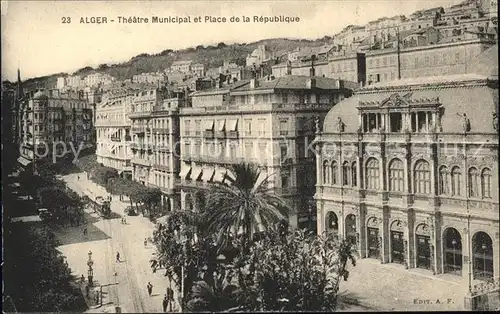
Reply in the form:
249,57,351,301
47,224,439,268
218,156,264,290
9,36,334,89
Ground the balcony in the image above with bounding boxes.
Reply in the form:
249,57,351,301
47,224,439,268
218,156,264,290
128,112,152,119
204,130,214,139
180,179,208,189
131,127,145,133
131,158,152,167
156,145,170,152
227,131,239,139
153,163,170,171
152,128,170,134
215,131,226,138
129,142,140,149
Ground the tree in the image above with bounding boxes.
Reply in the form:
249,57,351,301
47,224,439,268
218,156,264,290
3,224,86,312
205,163,289,251
90,166,118,186
217,42,227,49
227,228,353,312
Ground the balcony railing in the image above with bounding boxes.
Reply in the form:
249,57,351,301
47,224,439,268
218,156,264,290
152,128,170,134
155,145,171,152
131,158,152,167
153,163,170,171
128,112,152,119
131,127,146,133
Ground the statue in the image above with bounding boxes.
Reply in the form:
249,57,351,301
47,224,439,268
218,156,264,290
459,113,471,132
493,112,498,131
336,116,344,132
314,116,321,134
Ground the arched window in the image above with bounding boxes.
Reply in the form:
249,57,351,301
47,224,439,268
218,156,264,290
389,159,404,192
322,160,330,184
451,166,461,196
481,168,491,198
414,160,431,194
351,162,357,187
439,166,449,195
342,161,350,186
331,161,338,185
468,167,479,197
365,158,380,190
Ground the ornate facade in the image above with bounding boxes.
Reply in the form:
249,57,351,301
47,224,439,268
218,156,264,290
315,72,499,281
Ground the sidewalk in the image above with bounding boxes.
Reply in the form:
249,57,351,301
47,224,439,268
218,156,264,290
338,258,470,311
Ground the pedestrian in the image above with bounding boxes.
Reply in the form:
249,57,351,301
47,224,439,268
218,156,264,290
77,175,80,181
123,217,126,224
81,274,85,284
83,227,88,237
147,282,153,296
144,238,148,247
162,294,168,312
116,252,120,263
85,284,90,297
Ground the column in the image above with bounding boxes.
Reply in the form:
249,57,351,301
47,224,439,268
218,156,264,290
316,201,324,235
358,113,363,131
375,113,379,130
382,208,390,263
425,112,429,132
494,235,500,279
462,227,473,288
415,112,420,133
431,112,436,131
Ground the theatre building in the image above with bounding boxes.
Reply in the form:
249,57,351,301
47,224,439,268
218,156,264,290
314,57,499,280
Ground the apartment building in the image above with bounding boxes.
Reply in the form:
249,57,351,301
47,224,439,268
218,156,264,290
334,25,368,52
95,86,137,179
171,60,193,73
365,36,495,84
246,45,273,67
128,87,181,209
132,72,167,85
178,75,354,228
191,63,205,77
365,15,407,44
19,89,93,165
328,52,366,84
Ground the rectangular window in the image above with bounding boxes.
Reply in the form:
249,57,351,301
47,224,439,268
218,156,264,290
279,119,288,136
244,119,252,135
390,112,402,132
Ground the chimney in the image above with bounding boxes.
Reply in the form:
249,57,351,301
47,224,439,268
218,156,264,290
250,78,259,89
307,78,316,89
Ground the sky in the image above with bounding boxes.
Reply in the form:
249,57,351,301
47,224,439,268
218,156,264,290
1,0,465,81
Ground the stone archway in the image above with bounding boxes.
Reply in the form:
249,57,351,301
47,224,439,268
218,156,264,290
472,231,494,280
390,220,405,264
366,217,380,259
415,223,431,270
325,211,339,236
442,227,462,275
345,214,357,247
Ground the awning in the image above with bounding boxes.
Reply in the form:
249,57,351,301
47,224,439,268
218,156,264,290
227,119,238,132
204,120,214,130
191,165,203,181
17,156,32,167
179,166,192,179
213,168,227,183
217,119,226,131
202,167,215,182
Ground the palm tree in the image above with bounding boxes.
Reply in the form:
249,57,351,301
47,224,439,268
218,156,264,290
205,163,289,252
185,279,240,312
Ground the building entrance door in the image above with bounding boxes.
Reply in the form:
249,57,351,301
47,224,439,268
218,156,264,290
367,227,379,258
391,231,404,264
416,235,431,269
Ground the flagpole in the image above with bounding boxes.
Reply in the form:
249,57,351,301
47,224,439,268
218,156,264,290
397,26,401,80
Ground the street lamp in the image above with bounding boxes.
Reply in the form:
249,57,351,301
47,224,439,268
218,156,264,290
452,239,457,273
87,250,94,286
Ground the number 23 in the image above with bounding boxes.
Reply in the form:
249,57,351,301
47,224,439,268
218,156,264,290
62,17,71,24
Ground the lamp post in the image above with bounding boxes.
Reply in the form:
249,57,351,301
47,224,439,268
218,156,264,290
452,238,457,274
87,250,94,286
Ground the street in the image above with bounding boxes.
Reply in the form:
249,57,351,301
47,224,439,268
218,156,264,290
55,173,174,313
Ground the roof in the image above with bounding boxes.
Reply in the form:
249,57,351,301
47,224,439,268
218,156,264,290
466,44,498,78
191,79,250,96
296,45,335,58
323,74,498,134
232,75,343,92
32,90,48,100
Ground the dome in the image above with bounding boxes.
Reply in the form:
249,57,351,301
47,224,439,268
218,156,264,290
32,90,48,100
323,74,498,135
